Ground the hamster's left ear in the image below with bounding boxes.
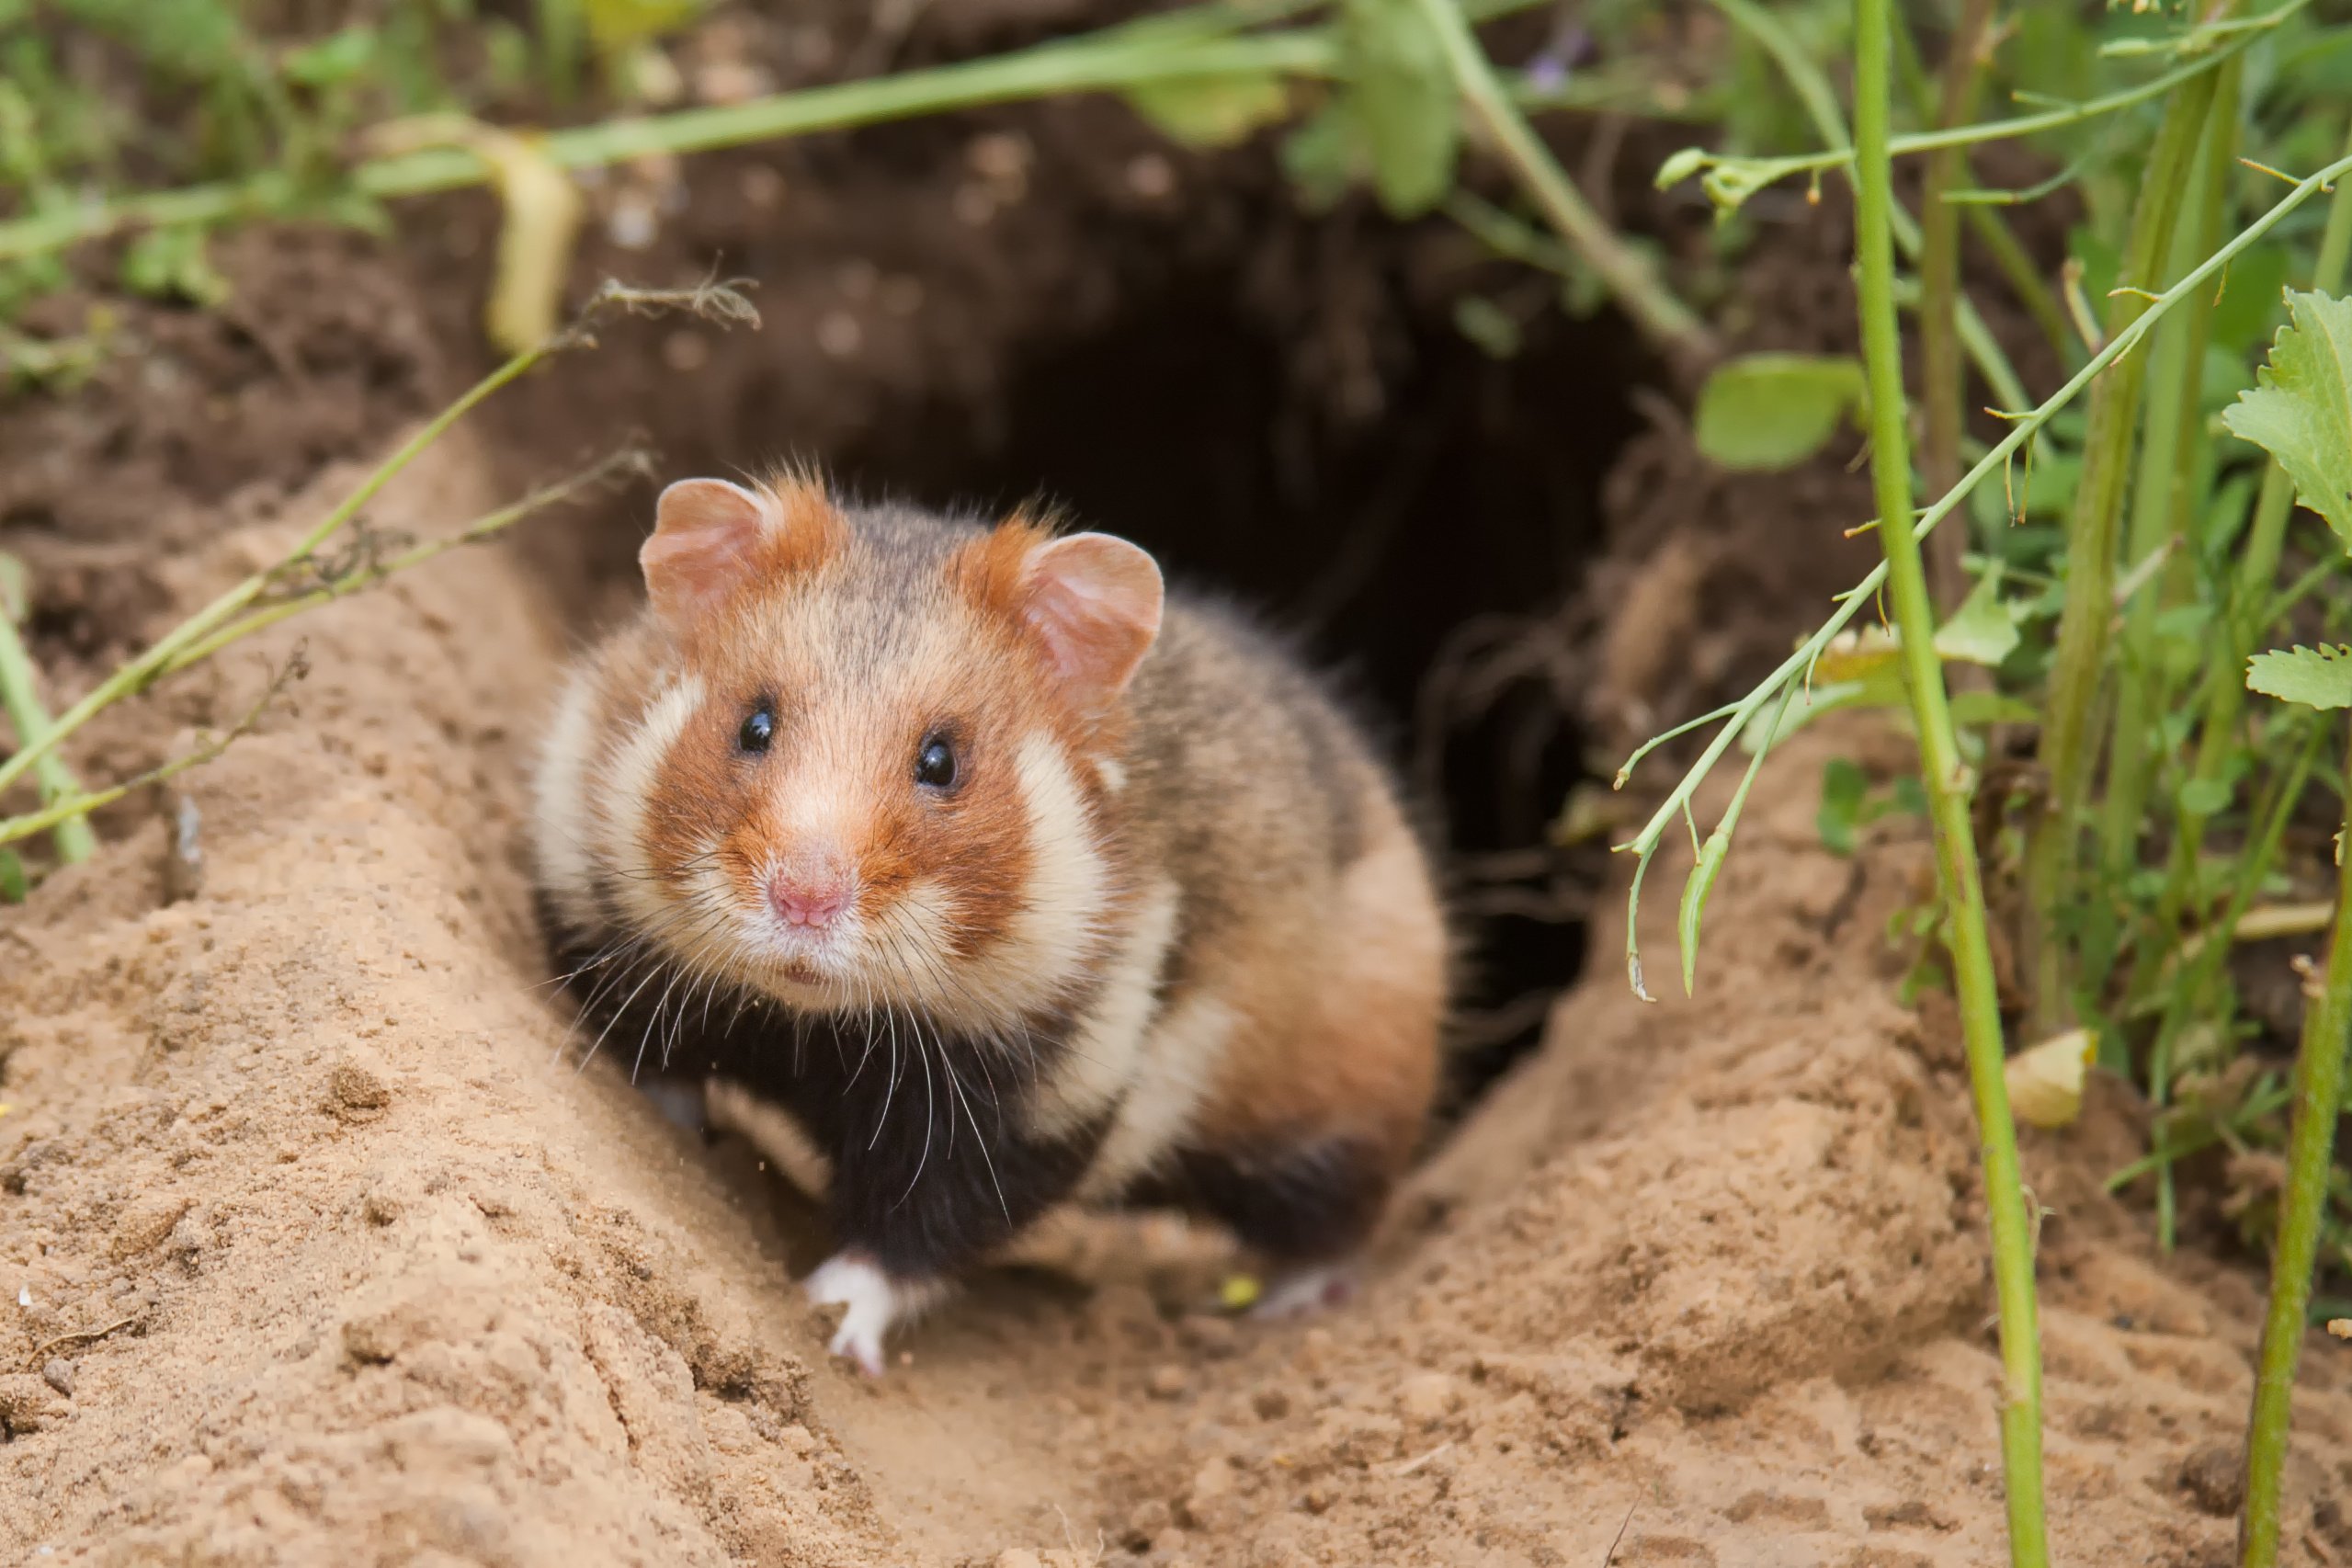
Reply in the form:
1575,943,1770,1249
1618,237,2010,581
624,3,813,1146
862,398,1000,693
1018,532,1165,709
641,477,843,628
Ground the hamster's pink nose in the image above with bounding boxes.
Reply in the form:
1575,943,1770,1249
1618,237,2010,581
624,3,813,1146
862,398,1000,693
769,870,854,929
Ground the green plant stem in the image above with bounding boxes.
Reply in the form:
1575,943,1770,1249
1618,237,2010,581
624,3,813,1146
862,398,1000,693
1918,0,1997,610
0,278,730,806
1617,147,2352,986
1852,3,2046,1561
2024,59,2224,1030
1669,0,2307,202
0,2,1611,270
2156,116,2352,961
2239,716,2352,1568
0,340,549,803
2143,716,2320,1249
2100,58,2241,891
0,615,97,864
1706,0,2029,414
1412,0,1716,362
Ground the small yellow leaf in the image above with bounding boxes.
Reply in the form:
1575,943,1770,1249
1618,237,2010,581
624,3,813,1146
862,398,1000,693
1219,1273,1262,1311
2234,902,2335,942
2007,1028,2095,1130
1812,625,1901,684
367,116,584,354
2328,1318,2351,1340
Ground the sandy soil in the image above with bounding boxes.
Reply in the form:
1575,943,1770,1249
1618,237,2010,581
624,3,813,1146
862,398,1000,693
2,6,2345,1561
4,424,2347,1563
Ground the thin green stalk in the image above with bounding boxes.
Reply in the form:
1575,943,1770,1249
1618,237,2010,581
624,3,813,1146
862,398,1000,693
2147,718,2321,1250
2157,116,2352,959
1619,147,2352,1005
1919,0,1997,610
1964,201,2074,362
2101,59,2242,888
0,28,1326,264
0,615,97,864
159,450,644,676
2240,718,2352,1568
1852,3,2046,1562
1412,0,1716,362
1707,0,2029,415
2025,61,2224,1029
0,281,730,805
1671,0,2307,203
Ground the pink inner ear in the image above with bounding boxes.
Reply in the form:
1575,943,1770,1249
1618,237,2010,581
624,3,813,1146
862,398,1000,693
641,479,769,625
1022,532,1165,705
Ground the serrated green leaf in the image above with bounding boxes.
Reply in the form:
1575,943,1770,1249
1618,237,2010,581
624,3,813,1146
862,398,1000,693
1342,0,1458,217
1125,71,1291,149
2247,643,2352,710
1694,353,1868,471
1679,824,1731,996
1817,757,1868,857
1934,564,2021,666
2224,290,2352,549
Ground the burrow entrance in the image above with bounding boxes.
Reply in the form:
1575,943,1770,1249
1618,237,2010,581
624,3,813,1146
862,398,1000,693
478,122,1658,1128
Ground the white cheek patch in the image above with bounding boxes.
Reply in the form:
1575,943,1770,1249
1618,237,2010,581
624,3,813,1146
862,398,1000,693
1095,756,1128,794
1077,987,1232,1199
530,665,607,930
598,671,707,935
1027,875,1180,1141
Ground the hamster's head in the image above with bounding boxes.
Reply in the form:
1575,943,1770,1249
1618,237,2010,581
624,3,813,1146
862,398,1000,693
608,474,1162,1027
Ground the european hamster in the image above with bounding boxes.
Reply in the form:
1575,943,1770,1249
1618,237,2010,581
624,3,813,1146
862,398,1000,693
530,473,1448,1374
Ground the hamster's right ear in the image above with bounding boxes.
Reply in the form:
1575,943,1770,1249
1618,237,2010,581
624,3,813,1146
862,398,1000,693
641,477,842,627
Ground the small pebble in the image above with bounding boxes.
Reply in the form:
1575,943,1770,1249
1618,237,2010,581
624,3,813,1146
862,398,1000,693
1148,1364,1189,1400
1252,1387,1290,1421
1395,1371,1460,1422
40,1359,72,1397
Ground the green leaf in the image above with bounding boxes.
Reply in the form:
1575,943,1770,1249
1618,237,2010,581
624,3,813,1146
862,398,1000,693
1125,72,1291,149
0,847,22,903
1948,689,2038,728
1279,99,1360,213
1341,0,1458,216
1934,564,2021,666
120,226,230,307
2246,643,2352,710
1817,757,1868,857
2223,290,2352,548
1679,824,1731,996
282,25,377,87
2177,777,2233,818
1452,296,1520,359
1693,353,1867,471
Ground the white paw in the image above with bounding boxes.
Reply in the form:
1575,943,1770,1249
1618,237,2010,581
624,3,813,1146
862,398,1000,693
803,1253,948,1376
1248,1262,1358,1321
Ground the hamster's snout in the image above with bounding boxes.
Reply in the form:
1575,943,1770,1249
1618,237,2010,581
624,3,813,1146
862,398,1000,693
767,860,856,930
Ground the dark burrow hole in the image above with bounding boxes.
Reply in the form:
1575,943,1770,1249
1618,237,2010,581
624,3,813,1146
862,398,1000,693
812,268,1651,1128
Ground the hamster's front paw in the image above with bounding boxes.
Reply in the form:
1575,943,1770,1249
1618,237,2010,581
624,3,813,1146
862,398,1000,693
1247,1260,1359,1320
804,1252,894,1376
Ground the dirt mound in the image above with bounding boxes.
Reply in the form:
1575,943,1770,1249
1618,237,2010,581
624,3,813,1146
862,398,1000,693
4,426,2344,1562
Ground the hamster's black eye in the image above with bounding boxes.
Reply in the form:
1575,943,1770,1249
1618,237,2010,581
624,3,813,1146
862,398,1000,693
738,707,775,755
915,733,958,790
